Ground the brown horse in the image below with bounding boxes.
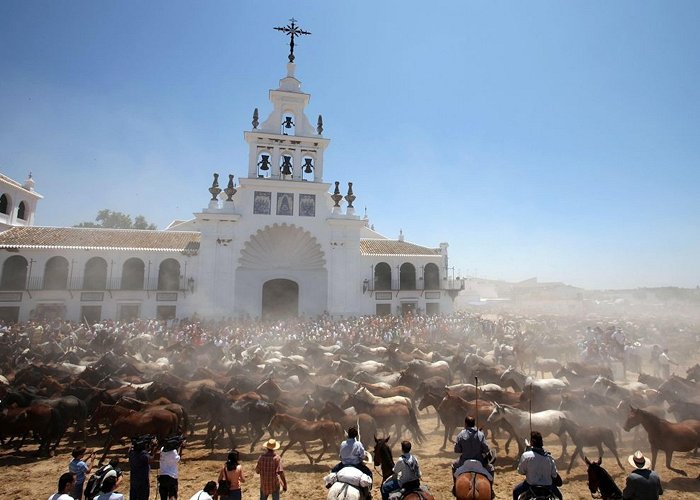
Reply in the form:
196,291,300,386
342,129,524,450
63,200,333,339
268,413,344,464
317,401,378,449
433,392,500,450
342,395,426,443
99,408,178,464
373,436,435,500
455,471,491,500
623,406,700,476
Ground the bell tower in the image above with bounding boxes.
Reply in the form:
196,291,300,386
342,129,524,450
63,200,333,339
244,19,329,182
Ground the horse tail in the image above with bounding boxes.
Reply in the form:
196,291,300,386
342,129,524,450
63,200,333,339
408,405,425,443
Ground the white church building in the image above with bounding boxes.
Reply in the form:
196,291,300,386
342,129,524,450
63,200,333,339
0,39,463,323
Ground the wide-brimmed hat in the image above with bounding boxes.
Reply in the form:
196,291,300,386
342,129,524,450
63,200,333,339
264,438,281,450
628,450,651,470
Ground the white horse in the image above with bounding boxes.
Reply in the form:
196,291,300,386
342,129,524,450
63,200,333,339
486,403,570,457
331,376,361,395
500,366,568,392
351,360,387,375
534,357,562,378
327,481,362,500
353,386,412,409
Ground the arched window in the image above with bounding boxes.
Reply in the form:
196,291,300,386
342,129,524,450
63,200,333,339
44,256,69,290
257,152,272,178
83,257,108,290
279,153,294,177
158,259,181,291
399,263,416,290
0,194,9,215
1,255,28,290
281,113,296,135
424,263,440,290
374,262,392,291
121,258,145,290
17,201,26,220
301,156,315,182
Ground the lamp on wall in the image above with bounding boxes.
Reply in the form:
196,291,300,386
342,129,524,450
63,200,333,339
363,278,369,294
187,277,195,293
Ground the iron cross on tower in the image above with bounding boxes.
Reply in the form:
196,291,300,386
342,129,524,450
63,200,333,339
274,18,311,63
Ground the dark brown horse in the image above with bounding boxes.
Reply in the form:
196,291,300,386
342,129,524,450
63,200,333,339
623,406,700,476
559,417,624,474
268,413,344,464
317,401,377,449
584,457,622,499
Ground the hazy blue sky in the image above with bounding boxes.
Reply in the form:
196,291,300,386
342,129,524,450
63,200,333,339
1,1,698,290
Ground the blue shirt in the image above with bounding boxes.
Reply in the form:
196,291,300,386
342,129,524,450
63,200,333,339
339,438,365,465
517,448,558,486
69,458,89,483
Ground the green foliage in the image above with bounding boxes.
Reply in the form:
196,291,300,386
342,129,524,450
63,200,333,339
75,209,157,230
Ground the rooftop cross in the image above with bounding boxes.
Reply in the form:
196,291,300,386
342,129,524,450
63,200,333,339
274,18,311,63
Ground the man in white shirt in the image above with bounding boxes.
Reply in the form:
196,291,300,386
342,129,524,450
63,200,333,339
512,431,562,500
49,473,75,500
159,437,184,500
187,481,217,500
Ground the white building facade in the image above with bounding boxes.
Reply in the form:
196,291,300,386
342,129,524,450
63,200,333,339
0,59,462,323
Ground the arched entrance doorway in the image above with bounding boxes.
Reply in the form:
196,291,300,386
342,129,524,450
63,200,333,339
262,279,299,320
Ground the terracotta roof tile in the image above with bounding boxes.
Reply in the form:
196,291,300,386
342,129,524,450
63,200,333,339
360,239,440,256
0,226,200,252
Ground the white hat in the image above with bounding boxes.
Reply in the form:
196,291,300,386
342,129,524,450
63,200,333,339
628,450,651,470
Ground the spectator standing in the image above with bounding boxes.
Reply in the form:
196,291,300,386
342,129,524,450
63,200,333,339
218,450,245,500
129,436,155,500
69,446,95,500
49,473,75,500
158,438,183,500
658,349,678,379
256,439,287,500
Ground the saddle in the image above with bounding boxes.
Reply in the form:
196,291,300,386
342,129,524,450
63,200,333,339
518,485,557,500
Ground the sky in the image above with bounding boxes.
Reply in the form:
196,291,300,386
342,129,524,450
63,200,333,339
1,1,699,290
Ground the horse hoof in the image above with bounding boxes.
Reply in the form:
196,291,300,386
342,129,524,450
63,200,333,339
679,470,688,477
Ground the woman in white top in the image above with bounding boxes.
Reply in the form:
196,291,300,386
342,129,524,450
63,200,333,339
188,482,217,500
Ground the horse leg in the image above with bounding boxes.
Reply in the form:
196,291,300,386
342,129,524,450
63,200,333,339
664,450,687,477
298,440,316,464
566,445,581,474
441,424,450,450
558,432,568,459
315,438,329,464
280,439,296,458
606,441,625,471
99,434,114,465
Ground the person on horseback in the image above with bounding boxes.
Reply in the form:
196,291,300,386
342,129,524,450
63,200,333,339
331,427,373,498
452,416,494,498
380,440,421,500
512,431,562,500
622,450,663,500
331,427,374,478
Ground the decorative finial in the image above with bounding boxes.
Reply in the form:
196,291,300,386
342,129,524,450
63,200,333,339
209,173,221,201
331,181,343,207
317,115,323,135
398,229,404,242
344,182,355,208
252,108,259,129
224,174,237,201
274,18,311,63
363,207,368,220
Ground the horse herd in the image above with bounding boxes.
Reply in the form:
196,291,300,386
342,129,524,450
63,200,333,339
2,338,700,499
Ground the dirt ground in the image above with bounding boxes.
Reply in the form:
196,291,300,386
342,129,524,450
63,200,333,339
2,411,699,500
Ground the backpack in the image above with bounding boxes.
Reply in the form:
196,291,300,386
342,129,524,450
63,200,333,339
84,464,116,500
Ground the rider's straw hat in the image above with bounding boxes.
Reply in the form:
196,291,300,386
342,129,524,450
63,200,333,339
628,450,651,470
264,438,281,450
